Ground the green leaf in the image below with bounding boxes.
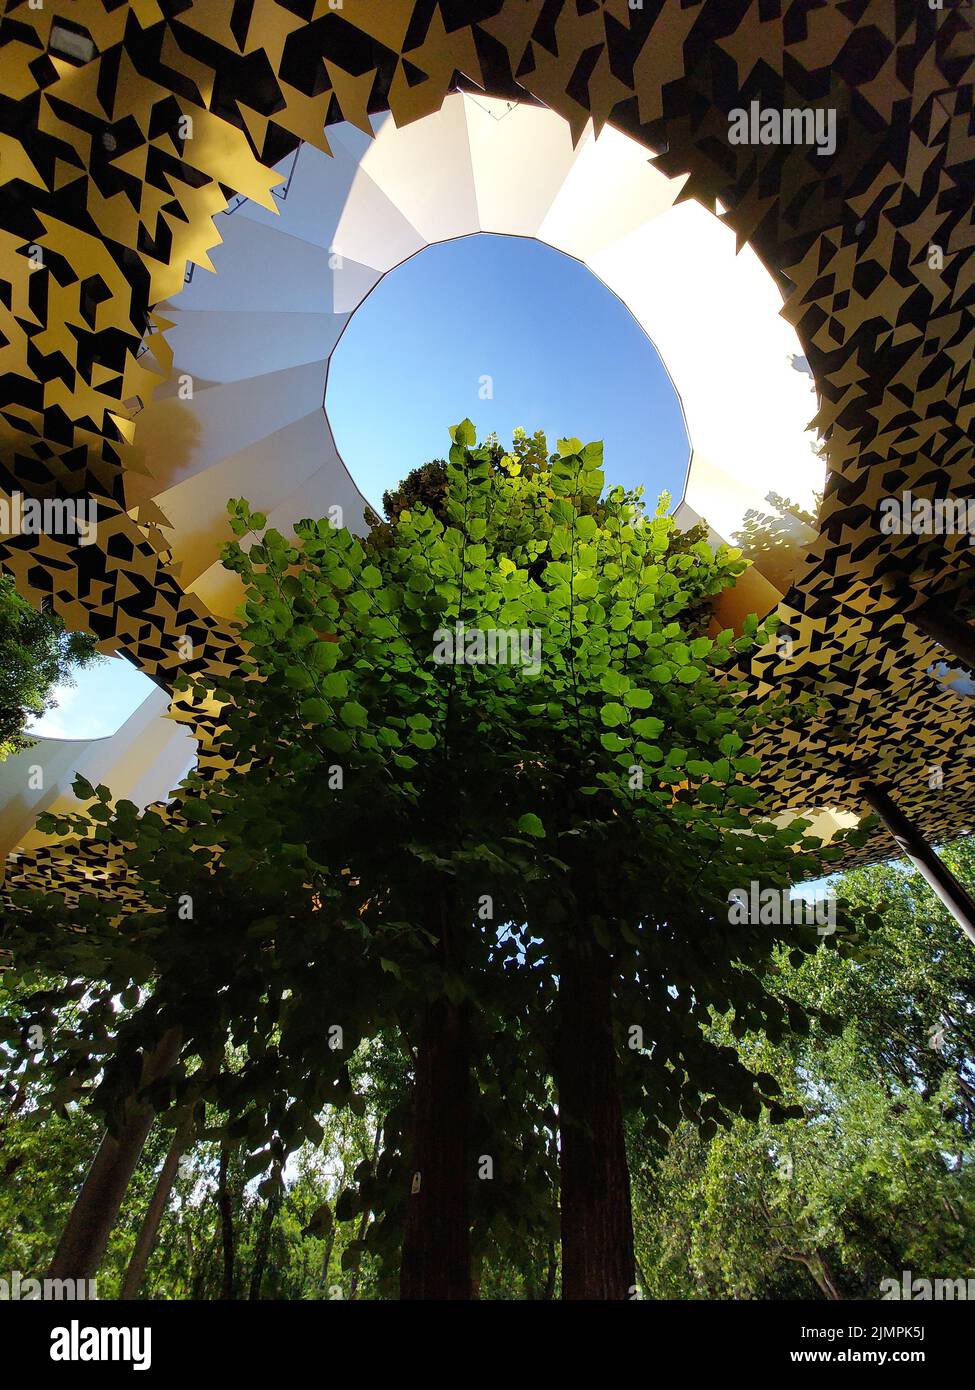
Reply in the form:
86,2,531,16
322,728,352,754
340,701,368,729
450,418,476,447
600,670,629,695
631,716,664,738
300,698,330,725
601,702,627,728
285,665,313,691
600,732,626,752
516,813,545,839
623,687,653,709
302,1202,334,1238
308,641,339,671
576,574,599,600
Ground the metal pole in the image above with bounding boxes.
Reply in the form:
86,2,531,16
861,780,975,947
909,596,975,672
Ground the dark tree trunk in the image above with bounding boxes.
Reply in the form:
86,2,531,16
543,1240,558,1300
248,1165,282,1300
48,1027,182,1281
557,934,635,1299
319,1157,347,1292
320,1225,337,1289
399,996,471,1299
121,1046,219,1299
191,1219,221,1299
218,1146,237,1300
120,1121,189,1299
348,1123,381,1299
346,1208,370,1301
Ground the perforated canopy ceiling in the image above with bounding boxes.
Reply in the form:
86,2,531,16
0,1,972,888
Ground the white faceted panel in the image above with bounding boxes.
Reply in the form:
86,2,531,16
161,308,348,384
170,215,335,314
462,95,586,236
355,93,480,243
133,361,326,498
539,124,685,263
330,255,385,314
331,163,428,274
0,687,196,855
154,410,347,588
588,200,821,535
264,450,372,539
232,144,364,250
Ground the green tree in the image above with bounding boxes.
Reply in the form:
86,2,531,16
632,841,975,1299
2,425,871,1300
0,575,100,758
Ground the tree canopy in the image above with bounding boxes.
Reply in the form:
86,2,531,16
0,575,100,759
0,425,895,1299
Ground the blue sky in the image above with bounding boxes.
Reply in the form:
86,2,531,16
327,233,690,515
35,233,691,740
28,655,154,741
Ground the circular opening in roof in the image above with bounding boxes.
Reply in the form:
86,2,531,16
325,233,691,516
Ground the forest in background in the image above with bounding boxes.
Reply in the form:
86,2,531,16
3,842,972,1300
2,433,972,1301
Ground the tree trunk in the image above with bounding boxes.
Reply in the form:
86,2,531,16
120,1121,189,1299
248,1164,282,1300
348,1123,381,1300
399,996,472,1299
347,1209,370,1301
121,1046,219,1299
320,1225,337,1289
557,934,635,1299
543,1240,558,1300
191,1219,221,1299
48,1027,182,1281
218,1146,237,1300
810,1252,842,1301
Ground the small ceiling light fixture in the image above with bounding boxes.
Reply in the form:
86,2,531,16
49,21,96,66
